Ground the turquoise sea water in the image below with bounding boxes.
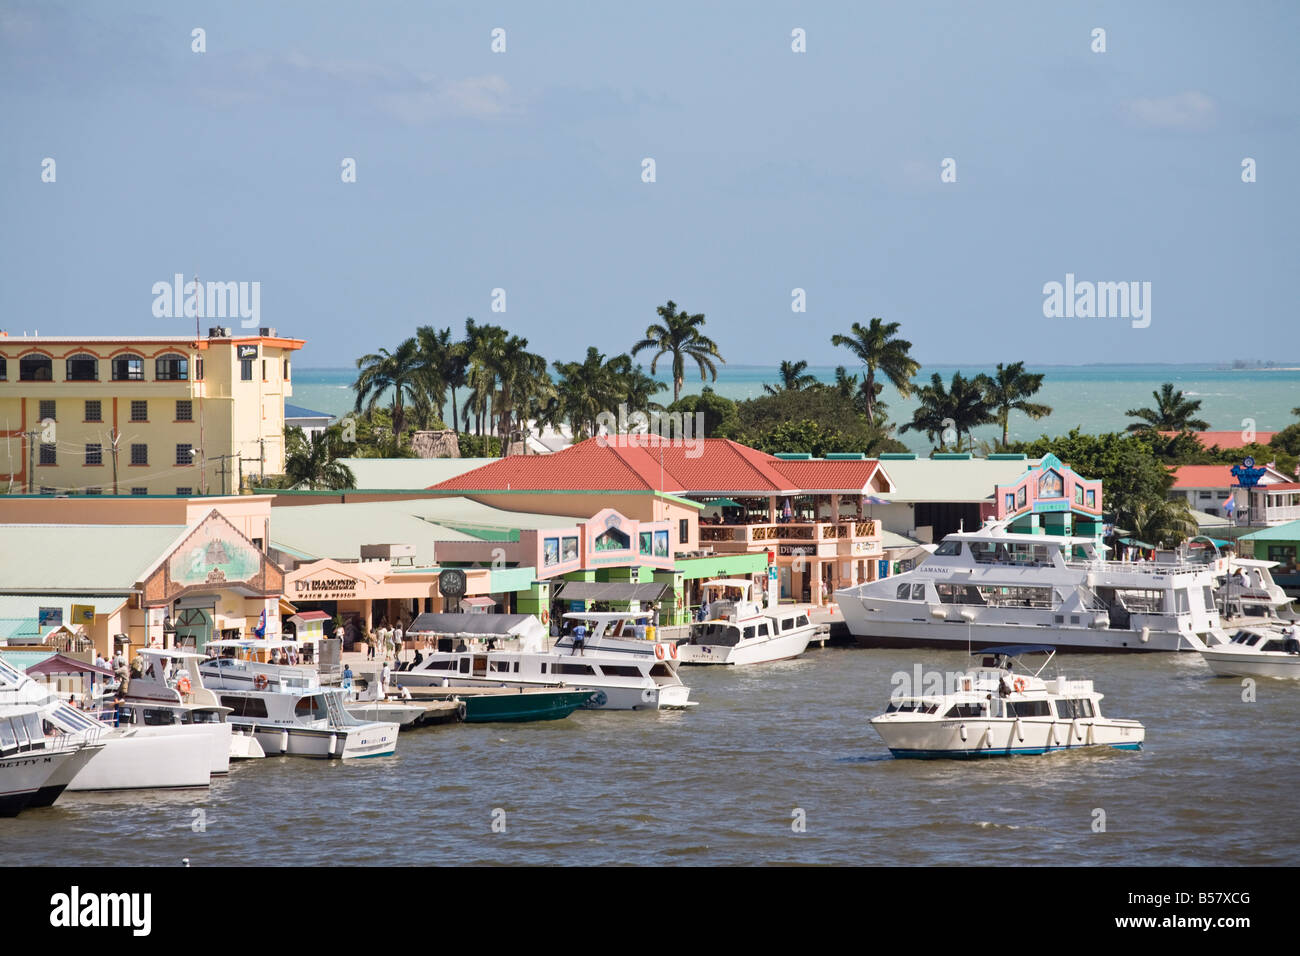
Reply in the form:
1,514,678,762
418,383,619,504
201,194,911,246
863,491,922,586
290,364,1300,454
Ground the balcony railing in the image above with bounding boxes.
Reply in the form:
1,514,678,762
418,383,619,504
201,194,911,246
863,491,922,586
699,520,879,546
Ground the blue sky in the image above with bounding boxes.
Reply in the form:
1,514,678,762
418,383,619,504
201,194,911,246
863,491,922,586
2,1,1296,370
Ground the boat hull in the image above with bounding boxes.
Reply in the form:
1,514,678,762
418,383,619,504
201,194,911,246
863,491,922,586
237,721,398,759
1199,650,1300,679
395,675,691,711
27,744,105,808
459,690,595,723
678,630,812,666
0,749,76,816
125,721,232,774
344,701,426,727
66,731,211,791
871,716,1145,759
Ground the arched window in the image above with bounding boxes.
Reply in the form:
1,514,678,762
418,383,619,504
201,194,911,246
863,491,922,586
155,353,189,381
112,353,145,381
65,353,99,381
19,354,53,381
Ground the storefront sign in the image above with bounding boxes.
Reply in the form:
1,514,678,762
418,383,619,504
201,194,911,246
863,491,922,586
293,575,359,600
237,344,259,359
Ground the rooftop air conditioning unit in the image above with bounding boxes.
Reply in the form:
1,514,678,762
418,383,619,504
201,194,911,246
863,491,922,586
259,327,276,337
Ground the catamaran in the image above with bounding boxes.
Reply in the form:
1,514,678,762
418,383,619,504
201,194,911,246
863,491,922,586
199,639,399,758
837,519,1228,652
869,645,1146,759
0,703,94,815
675,579,818,665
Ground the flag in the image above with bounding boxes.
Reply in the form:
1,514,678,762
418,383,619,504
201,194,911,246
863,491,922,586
1223,493,1236,516
253,609,267,638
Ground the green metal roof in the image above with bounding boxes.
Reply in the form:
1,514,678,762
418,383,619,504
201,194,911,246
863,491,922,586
1238,520,1300,542
872,458,1043,503
0,525,185,591
335,457,497,490
0,650,56,670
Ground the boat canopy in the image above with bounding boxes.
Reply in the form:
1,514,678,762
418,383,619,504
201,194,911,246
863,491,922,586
972,644,1057,657
561,611,652,622
205,638,298,650
137,647,209,661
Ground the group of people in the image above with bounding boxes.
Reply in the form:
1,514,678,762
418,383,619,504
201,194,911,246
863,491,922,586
364,621,407,662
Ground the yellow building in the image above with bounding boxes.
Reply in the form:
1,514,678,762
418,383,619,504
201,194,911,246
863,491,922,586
0,329,304,496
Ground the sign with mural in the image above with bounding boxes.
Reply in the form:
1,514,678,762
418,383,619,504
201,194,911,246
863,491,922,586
70,604,96,626
142,510,284,606
38,607,62,627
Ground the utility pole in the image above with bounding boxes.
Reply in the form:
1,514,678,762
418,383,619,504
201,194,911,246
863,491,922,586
259,438,265,484
195,270,206,496
110,427,120,495
26,429,36,494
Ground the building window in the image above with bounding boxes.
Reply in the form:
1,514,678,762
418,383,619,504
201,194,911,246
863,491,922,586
130,400,148,422
131,487,148,496
156,353,189,381
176,487,193,496
38,400,55,422
262,359,267,380
679,518,689,544
283,359,290,380
241,358,253,381
130,444,148,466
39,443,56,466
176,400,193,422
112,354,144,381
176,444,193,466
195,358,203,381
19,355,53,381
85,444,103,466
39,486,55,495
65,353,98,381
84,400,102,422
0,357,6,380
85,487,103,495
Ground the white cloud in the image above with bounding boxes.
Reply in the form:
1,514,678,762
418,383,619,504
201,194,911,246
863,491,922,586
1124,91,1216,131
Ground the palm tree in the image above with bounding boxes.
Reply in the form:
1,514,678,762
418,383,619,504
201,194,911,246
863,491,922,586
415,324,465,433
488,334,551,455
900,371,995,451
977,361,1052,448
763,360,818,395
461,321,505,438
1125,383,1210,434
283,426,356,490
1126,496,1198,549
353,336,423,439
549,347,621,439
830,318,921,426
630,300,725,403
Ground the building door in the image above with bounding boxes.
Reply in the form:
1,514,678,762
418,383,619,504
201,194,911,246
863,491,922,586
173,606,214,652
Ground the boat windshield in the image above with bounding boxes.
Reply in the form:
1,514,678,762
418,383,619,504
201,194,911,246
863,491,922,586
691,623,742,647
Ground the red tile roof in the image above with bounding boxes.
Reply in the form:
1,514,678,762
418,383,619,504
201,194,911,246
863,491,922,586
1160,430,1279,449
1170,465,1235,489
429,437,885,494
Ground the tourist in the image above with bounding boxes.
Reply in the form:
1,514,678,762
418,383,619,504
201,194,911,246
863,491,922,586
342,663,354,691
380,660,392,694
393,625,404,659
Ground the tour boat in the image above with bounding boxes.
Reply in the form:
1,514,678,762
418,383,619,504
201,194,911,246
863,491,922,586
0,704,91,815
343,672,428,728
392,623,693,710
0,656,211,792
200,640,399,758
1214,558,1295,621
837,520,1228,652
120,648,266,768
1197,623,1300,679
869,645,1145,759
675,580,817,665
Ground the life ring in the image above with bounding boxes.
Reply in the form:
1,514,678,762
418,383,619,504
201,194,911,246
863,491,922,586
254,674,269,691
655,644,665,660
176,676,192,696
1013,677,1026,693
668,642,678,660
541,609,549,625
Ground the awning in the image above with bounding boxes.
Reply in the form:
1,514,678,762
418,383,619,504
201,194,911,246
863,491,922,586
703,497,742,508
1118,537,1157,549
461,596,497,608
26,653,114,677
552,581,668,603
407,612,542,638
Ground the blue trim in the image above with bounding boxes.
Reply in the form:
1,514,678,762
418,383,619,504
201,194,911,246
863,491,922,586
890,742,1142,759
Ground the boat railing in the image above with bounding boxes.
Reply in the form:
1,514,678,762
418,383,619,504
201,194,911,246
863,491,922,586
1065,559,1206,576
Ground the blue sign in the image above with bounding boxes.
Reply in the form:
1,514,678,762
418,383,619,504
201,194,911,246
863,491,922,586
1231,464,1267,488
1243,457,1255,468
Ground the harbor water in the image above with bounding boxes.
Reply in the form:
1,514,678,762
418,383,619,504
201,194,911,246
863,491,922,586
6,645,1298,866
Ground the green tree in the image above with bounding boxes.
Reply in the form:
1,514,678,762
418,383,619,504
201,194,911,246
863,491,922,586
416,324,467,433
1125,382,1211,434
900,371,995,451
977,361,1052,448
830,318,920,426
352,337,424,440
630,300,725,403
282,426,356,490
763,360,818,395
749,419,861,457
668,387,742,439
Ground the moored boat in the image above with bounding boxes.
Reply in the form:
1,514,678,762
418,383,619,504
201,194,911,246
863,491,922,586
1197,623,1300,679
675,579,816,665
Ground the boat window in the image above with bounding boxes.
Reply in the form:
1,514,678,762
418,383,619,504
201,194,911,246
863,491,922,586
428,660,457,670
490,660,511,673
1173,589,1190,614
0,720,17,752
937,583,986,606
540,663,547,674
1007,700,1052,717
1055,698,1095,720
896,583,911,600
743,626,755,640
782,618,794,631
142,708,176,726
1261,640,1287,653
1203,587,1216,611
554,663,596,676
757,623,769,636
473,656,487,677
649,663,673,678
935,540,962,556
11,717,30,748
459,658,470,674
908,586,924,602
221,696,269,718
796,614,811,627
1246,634,1263,647
1114,589,1166,614
513,661,519,673
944,703,985,718
294,697,324,719
598,665,643,678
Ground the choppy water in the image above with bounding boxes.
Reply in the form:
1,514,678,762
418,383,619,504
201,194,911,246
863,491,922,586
291,363,1300,455
7,646,1298,866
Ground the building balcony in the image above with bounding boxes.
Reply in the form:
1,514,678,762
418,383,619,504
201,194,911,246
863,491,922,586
699,519,881,557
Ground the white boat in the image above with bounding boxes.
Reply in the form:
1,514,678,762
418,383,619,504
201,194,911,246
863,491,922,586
869,645,1146,759
837,520,1227,652
343,671,428,727
120,648,266,768
200,639,399,758
0,656,211,792
0,704,92,815
1215,558,1296,621
393,623,693,710
1197,623,1300,679
675,580,817,666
